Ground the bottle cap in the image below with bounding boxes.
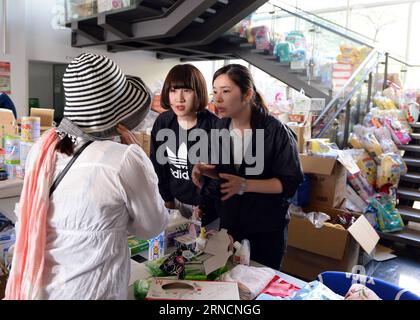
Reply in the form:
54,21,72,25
233,241,241,251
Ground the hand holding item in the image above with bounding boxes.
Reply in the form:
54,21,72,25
117,124,141,146
165,201,176,209
344,284,381,300
192,163,218,188
219,173,247,201
192,206,202,220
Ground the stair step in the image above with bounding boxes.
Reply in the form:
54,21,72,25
411,133,420,140
398,187,420,201
403,156,420,167
251,48,267,54
411,122,420,129
398,206,420,223
239,43,255,48
399,144,420,153
401,172,420,183
378,227,420,248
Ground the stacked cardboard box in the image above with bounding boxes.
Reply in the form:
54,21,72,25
282,205,379,281
298,154,346,208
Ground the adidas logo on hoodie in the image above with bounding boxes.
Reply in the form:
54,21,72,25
166,143,189,180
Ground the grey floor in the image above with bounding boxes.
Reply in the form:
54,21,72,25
365,242,420,296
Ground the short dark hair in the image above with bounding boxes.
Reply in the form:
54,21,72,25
160,64,208,112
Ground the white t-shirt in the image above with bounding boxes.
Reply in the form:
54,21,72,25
22,136,169,299
229,123,252,171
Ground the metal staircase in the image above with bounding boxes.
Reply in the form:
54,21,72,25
385,120,420,248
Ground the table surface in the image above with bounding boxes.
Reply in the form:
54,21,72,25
128,254,308,300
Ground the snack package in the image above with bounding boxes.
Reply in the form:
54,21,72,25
347,172,375,203
352,150,377,187
368,195,404,233
159,249,186,279
377,153,407,188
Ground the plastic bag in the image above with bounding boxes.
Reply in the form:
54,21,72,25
368,196,404,233
290,281,344,300
383,118,411,145
361,132,383,157
349,133,364,149
306,212,331,228
377,153,407,188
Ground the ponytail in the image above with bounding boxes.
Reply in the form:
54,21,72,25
252,87,268,113
55,134,75,156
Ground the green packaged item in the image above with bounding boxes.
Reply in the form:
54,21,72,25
127,235,148,256
133,279,151,300
144,256,168,277
368,195,404,233
274,42,292,63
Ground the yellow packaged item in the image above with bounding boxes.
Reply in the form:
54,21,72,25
377,153,406,188
349,133,363,149
355,151,377,187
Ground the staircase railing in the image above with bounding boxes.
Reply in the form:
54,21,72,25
263,1,384,144
313,48,383,138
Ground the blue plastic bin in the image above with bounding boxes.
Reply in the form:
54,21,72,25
291,174,310,207
317,271,420,300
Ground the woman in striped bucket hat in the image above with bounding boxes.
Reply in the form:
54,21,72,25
5,53,169,300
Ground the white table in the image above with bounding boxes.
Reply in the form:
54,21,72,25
127,256,307,300
0,179,23,224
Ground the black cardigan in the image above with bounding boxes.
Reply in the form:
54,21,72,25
210,109,304,233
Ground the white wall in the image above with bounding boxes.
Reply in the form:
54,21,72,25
28,62,54,107
0,0,27,117
2,0,180,117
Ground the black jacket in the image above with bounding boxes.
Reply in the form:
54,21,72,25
209,109,304,233
150,109,219,221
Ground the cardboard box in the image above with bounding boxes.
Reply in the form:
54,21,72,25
287,122,311,154
282,206,379,281
30,108,54,131
146,277,240,300
299,154,346,208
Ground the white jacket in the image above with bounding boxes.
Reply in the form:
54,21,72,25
23,139,169,299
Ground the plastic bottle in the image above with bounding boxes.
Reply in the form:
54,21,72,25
239,239,250,266
195,227,207,252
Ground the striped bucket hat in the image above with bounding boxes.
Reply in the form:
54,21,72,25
56,52,151,141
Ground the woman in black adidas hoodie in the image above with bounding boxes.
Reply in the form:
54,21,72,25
149,64,219,226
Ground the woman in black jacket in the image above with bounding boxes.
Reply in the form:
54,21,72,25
192,64,304,270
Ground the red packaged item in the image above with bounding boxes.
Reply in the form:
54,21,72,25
260,275,301,298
